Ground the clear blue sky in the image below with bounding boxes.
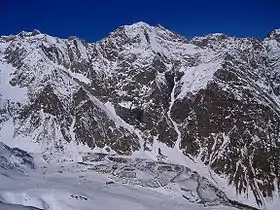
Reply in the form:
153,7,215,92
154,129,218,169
1,0,279,42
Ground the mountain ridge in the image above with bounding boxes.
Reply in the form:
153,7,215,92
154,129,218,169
1,22,280,208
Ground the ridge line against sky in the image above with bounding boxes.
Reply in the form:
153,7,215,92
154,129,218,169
1,0,279,42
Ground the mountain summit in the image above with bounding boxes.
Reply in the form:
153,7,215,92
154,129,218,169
0,22,280,208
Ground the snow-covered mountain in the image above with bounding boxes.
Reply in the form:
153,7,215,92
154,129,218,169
0,22,280,209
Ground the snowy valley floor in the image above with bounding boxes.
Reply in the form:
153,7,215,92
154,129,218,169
0,150,263,210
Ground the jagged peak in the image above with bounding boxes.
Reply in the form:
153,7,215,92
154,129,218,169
155,24,166,30
0,29,43,42
120,21,155,37
104,21,188,47
209,32,228,38
266,28,280,42
124,21,152,29
268,28,280,36
190,33,229,49
17,29,42,38
193,32,229,41
102,21,153,41
32,29,41,35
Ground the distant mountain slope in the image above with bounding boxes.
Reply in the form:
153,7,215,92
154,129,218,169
0,142,34,172
0,22,280,208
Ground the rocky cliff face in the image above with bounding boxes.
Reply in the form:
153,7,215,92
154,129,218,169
0,22,280,207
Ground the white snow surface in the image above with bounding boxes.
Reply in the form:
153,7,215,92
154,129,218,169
178,59,222,97
0,61,28,103
0,153,236,210
70,72,91,84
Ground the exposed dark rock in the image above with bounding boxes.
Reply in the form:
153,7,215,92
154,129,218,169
1,24,280,207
